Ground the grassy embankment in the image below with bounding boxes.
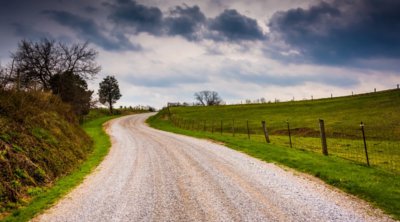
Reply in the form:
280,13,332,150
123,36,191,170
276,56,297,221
147,89,400,220
0,90,125,222
2,114,117,222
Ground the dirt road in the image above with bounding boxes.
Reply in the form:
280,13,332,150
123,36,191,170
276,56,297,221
33,114,393,222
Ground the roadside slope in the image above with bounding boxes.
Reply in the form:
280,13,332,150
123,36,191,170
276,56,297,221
0,91,93,217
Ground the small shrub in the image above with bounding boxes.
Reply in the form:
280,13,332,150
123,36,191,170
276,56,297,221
14,168,27,179
27,187,43,196
0,150,6,161
31,128,46,140
12,145,23,153
0,134,11,142
31,128,58,145
11,180,21,190
33,168,46,183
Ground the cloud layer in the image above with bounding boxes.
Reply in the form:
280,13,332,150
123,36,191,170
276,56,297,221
34,0,268,56
43,10,141,51
269,0,400,65
38,0,400,68
108,0,164,35
208,9,265,41
164,5,206,40
1,0,399,108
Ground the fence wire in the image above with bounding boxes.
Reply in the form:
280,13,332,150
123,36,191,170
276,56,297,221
170,115,400,173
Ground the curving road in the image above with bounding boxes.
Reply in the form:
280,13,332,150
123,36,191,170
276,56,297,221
33,113,393,222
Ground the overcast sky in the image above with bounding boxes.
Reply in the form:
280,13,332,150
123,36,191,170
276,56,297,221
1,0,399,108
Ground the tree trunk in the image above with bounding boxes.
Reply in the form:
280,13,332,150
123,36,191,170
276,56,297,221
109,96,113,114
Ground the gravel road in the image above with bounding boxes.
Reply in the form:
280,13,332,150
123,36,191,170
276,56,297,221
33,113,394,222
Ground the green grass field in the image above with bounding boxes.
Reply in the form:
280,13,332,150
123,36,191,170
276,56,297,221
148,107,400,220
2,115,119,222
167,89,400,172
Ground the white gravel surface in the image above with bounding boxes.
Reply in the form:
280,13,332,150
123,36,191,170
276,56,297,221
33,113,395,222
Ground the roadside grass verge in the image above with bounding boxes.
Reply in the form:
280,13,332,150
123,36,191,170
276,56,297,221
2,115,119,222
221,133,399,172
147,111,400,220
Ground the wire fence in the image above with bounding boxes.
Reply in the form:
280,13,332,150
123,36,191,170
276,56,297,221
169,115,400,173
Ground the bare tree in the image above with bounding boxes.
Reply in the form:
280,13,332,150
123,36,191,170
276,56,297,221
0,63,6,89
0,60,16,90
11,38,101,90
59,42,100,79
194,90,223,106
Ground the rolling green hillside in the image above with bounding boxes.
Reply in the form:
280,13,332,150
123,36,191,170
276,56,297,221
167,89,400,172
170,89,400,136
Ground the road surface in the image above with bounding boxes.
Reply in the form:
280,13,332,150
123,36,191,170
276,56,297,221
33,113,394,222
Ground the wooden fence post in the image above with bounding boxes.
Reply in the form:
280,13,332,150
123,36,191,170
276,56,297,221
261,121,270,143
232,119,235,137
247,120,250,139
360,122,370,166
287,121,292,148
319,119,328,155
167,106,171,119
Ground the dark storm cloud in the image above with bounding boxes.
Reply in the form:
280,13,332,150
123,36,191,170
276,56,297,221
269,0,400,65
12,23,51,40
43,10,140,51
164,5,206,40
107,0,265,42
107,0,163,35
84,6,98,13
208,9,265,41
